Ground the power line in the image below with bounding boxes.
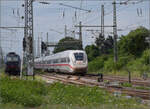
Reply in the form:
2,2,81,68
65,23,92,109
0,0,143,1
83,0,145,24
59,3,91,12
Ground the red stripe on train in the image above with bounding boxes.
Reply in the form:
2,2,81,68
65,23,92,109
35,64,74,69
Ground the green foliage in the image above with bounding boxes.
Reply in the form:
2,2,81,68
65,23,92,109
85,35,113,62
140,49,150,65
104,55,133,71
48,82,109,106
104,57,116,71
135,86,150,90
47,82,143,108
121,82,150,90
53,37,82,53
126,49,150,74
95,33,105,48
95,34,113,55
118,27,149,56
85,45,100,61
0,79,148,109
88,55,107,72
0,76,48,107
86,27,150,75
121,82,132,87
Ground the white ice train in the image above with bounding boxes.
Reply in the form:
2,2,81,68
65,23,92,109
34,50,88,74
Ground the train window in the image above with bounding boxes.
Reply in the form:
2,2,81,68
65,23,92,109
56,59,59,63
61,58,66,63
67,58,70,63
48,60,51,64
12,57,19,61
7,57,12,61
53,59,57,63
74,53,84,61
60,58,63,63
6,57,18,62
58,59,61,63
52,60,54,64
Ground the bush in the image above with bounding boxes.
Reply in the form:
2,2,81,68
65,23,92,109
118,27,149,56
140,49,150,65
0,76,48,107
88,55,107,72
127,59,150,76
126,50,150,75
85,45,100,61
104,55,133,71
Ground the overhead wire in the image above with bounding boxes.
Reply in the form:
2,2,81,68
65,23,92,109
1,0,148,49
83,3,131,24
83,0,145,25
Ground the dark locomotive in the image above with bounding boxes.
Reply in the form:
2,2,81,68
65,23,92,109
5,52,21,75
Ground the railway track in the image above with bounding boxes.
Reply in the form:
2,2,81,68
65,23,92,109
39,73,150,100
82,74,150,87
103,75,150,87
38,71,150,87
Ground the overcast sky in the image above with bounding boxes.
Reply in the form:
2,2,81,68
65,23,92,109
0,0,149,57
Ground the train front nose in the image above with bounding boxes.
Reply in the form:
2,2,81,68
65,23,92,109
72,52,88,73
7,63,19,71
73,61,88,73
73,67,87,73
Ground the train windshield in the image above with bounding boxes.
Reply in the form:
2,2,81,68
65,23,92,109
74,53,84,61
7,57,19,62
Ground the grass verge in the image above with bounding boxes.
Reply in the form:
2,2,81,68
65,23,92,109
0,75,48,107
0,76,149,109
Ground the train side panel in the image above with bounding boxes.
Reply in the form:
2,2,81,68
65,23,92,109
34,50,88,74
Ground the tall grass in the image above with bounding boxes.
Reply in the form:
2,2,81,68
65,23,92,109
0,77,149,109
46,82,147,109
0,76,48,107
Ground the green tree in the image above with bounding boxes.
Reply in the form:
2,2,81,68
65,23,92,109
95,33,105,50
85,45,100,61
118,27,149,56
53,37,82,53
103,35,113,54
95,34,113,55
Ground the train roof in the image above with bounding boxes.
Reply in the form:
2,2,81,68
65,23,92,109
35,50,85,61
6,52,20,57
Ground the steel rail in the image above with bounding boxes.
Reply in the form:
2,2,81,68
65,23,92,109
39,74,150,100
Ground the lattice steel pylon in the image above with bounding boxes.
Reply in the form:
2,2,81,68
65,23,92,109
0,46,3,68
24,0,34,76
0,0,3,68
